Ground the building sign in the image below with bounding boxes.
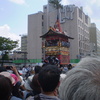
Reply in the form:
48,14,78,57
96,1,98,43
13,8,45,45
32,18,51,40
60,5,75,23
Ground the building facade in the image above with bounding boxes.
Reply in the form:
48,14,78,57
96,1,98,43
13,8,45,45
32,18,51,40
59,5,91,62
27,12,43,63
27,3,91,63
21,35,27,59
89,23,100,56
21,35,27,52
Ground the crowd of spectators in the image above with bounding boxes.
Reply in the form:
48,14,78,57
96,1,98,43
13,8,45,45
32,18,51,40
0,56,100,100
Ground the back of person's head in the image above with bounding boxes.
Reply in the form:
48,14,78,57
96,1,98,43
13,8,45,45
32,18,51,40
0,75,12,100
30,74,41,95
34,65,42,74
38,65,60,92
59,56,100,100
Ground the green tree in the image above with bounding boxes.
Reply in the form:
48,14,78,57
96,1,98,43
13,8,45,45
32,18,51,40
49,0,63,16
0,37,18,51
49,0,63,9
0,37,19,66
2,51,9,60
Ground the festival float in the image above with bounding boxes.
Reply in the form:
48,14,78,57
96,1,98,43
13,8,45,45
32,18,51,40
40,18,74,66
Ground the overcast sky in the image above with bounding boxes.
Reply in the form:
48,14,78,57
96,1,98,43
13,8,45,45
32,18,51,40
0,0,100,47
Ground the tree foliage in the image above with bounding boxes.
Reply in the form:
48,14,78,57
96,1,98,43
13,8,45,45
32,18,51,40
2,51,9,60
0,37,18,51
0,37,19,65
49,0,63,9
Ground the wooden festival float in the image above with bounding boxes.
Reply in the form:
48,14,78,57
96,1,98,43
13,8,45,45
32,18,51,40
40,26,74,66
40,13,74,66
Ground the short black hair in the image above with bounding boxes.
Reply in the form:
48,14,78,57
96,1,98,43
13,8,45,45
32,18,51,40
38,65,60,92
34,66,42,74
0,75,12,100
30,74,41,95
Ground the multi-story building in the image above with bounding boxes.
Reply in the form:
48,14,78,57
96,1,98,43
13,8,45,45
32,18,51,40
27,12,43,63
59,5,91,62
21,35,27,59
21,35,27,52
89,23,100,56
27,3,91,63
12,35,27,61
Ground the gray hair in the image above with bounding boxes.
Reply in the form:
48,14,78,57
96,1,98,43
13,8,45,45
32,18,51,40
59,56,100,100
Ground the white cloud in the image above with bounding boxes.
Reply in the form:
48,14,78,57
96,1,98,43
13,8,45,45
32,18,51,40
91,18,100,29
84,5,93,16
92,19,100,22
9,0,25,5
90,0,100,6
61,0,70,5
43,0,47,1
0,25,21,47
91,0,97,5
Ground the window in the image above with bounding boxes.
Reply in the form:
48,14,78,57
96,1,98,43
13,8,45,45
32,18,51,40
85,15,88,24
42,15,44,20
42,22,44,26
79,9,82,19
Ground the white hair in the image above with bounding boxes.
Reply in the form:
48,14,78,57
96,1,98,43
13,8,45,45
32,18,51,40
59,56,100,100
